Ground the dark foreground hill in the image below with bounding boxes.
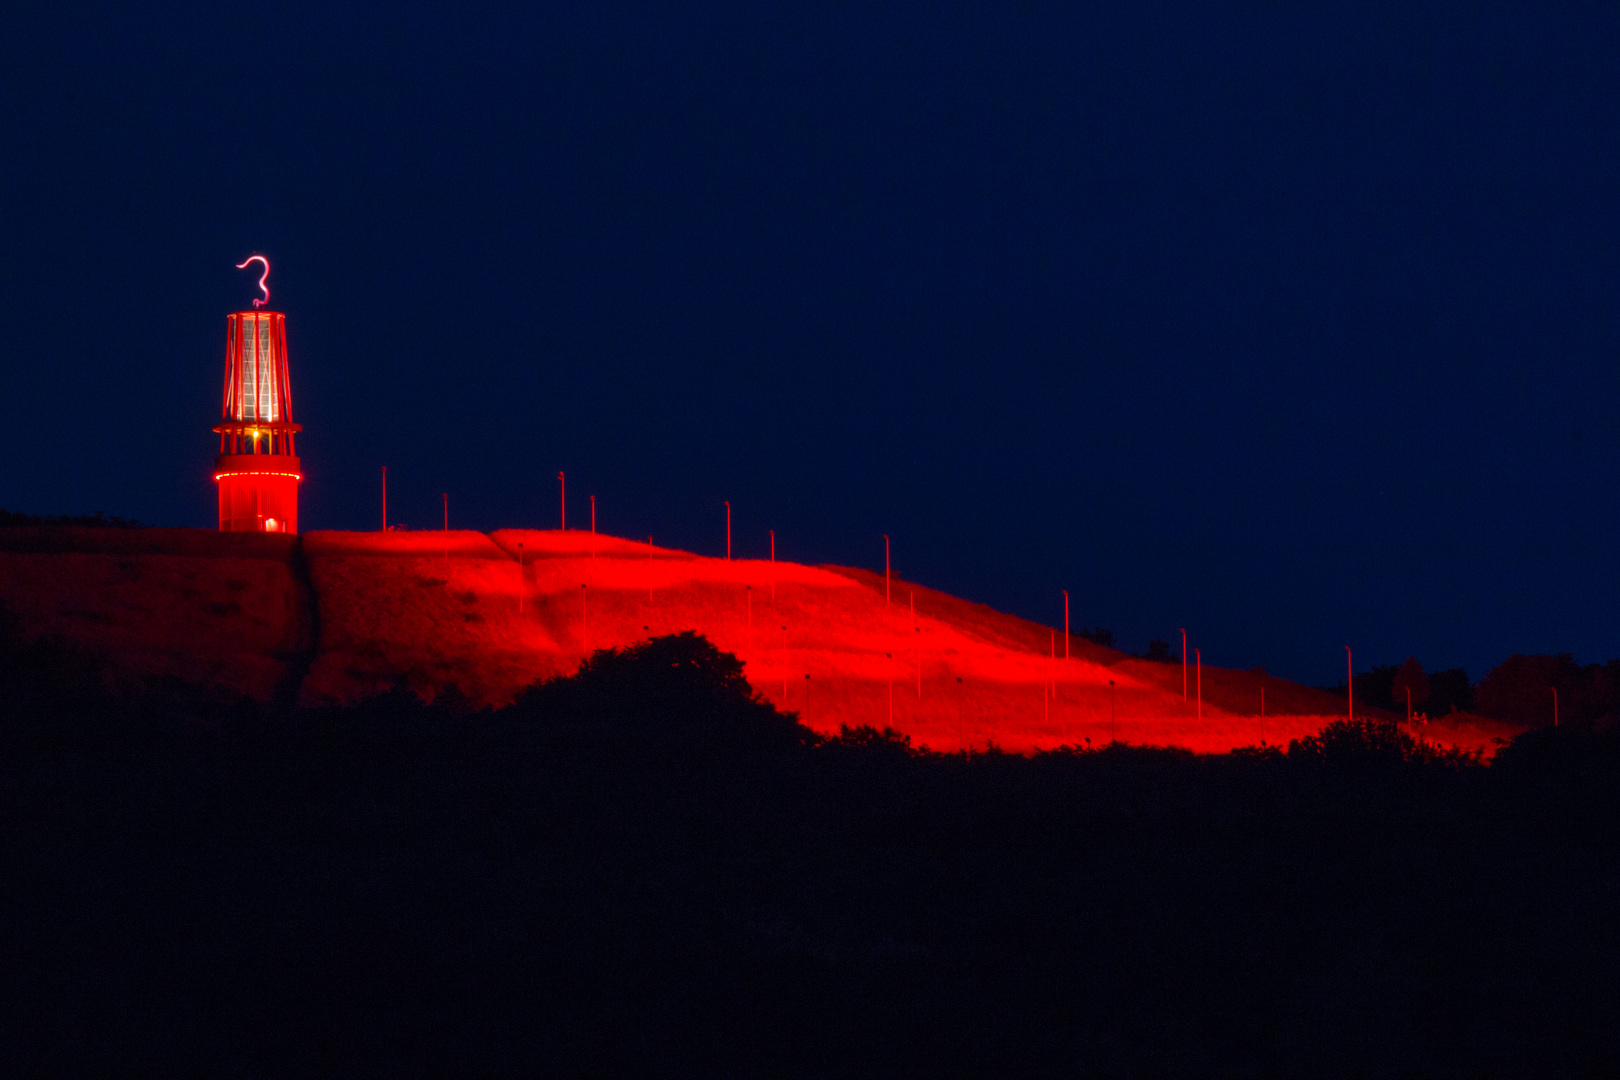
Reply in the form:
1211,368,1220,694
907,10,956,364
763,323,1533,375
1,628,1615,1076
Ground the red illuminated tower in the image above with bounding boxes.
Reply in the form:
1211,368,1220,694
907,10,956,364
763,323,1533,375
213,256,302,533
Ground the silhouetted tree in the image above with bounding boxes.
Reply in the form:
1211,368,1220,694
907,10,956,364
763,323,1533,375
1143,639,1177,663
1590,659,1620,719
1475,654,1585,727
511,631,816,746
1351,665,1400,712
1390,657,1430,717
1426,668,1475,715
1077,627,1115,648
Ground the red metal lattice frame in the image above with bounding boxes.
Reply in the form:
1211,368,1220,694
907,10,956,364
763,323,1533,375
214,310,301,455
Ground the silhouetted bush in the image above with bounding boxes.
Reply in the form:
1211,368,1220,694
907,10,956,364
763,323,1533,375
1490,718,1620,781
510,630,816,747
1287,715,1481,770
4,628,1620,1076
0,606,121,749
821,723,917,760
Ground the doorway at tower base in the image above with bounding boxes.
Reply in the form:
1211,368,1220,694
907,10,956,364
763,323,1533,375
215,454,301,533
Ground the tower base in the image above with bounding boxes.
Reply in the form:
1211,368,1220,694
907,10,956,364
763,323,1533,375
215,454,301,533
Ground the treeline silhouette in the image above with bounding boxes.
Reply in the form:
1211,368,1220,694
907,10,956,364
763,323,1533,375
1341,654,1620,728
3,619,1617,1075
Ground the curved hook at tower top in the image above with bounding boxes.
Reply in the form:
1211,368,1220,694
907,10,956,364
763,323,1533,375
236,255,271,308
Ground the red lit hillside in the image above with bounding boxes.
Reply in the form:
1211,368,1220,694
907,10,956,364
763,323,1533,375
0,527,1517,755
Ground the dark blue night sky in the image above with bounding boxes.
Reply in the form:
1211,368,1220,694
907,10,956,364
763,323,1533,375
4,2,1620,686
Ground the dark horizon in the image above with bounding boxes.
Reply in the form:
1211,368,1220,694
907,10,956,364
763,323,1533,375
5,3,1620,687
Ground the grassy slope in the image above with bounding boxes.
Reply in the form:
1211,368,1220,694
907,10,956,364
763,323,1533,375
1,526,1519,753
